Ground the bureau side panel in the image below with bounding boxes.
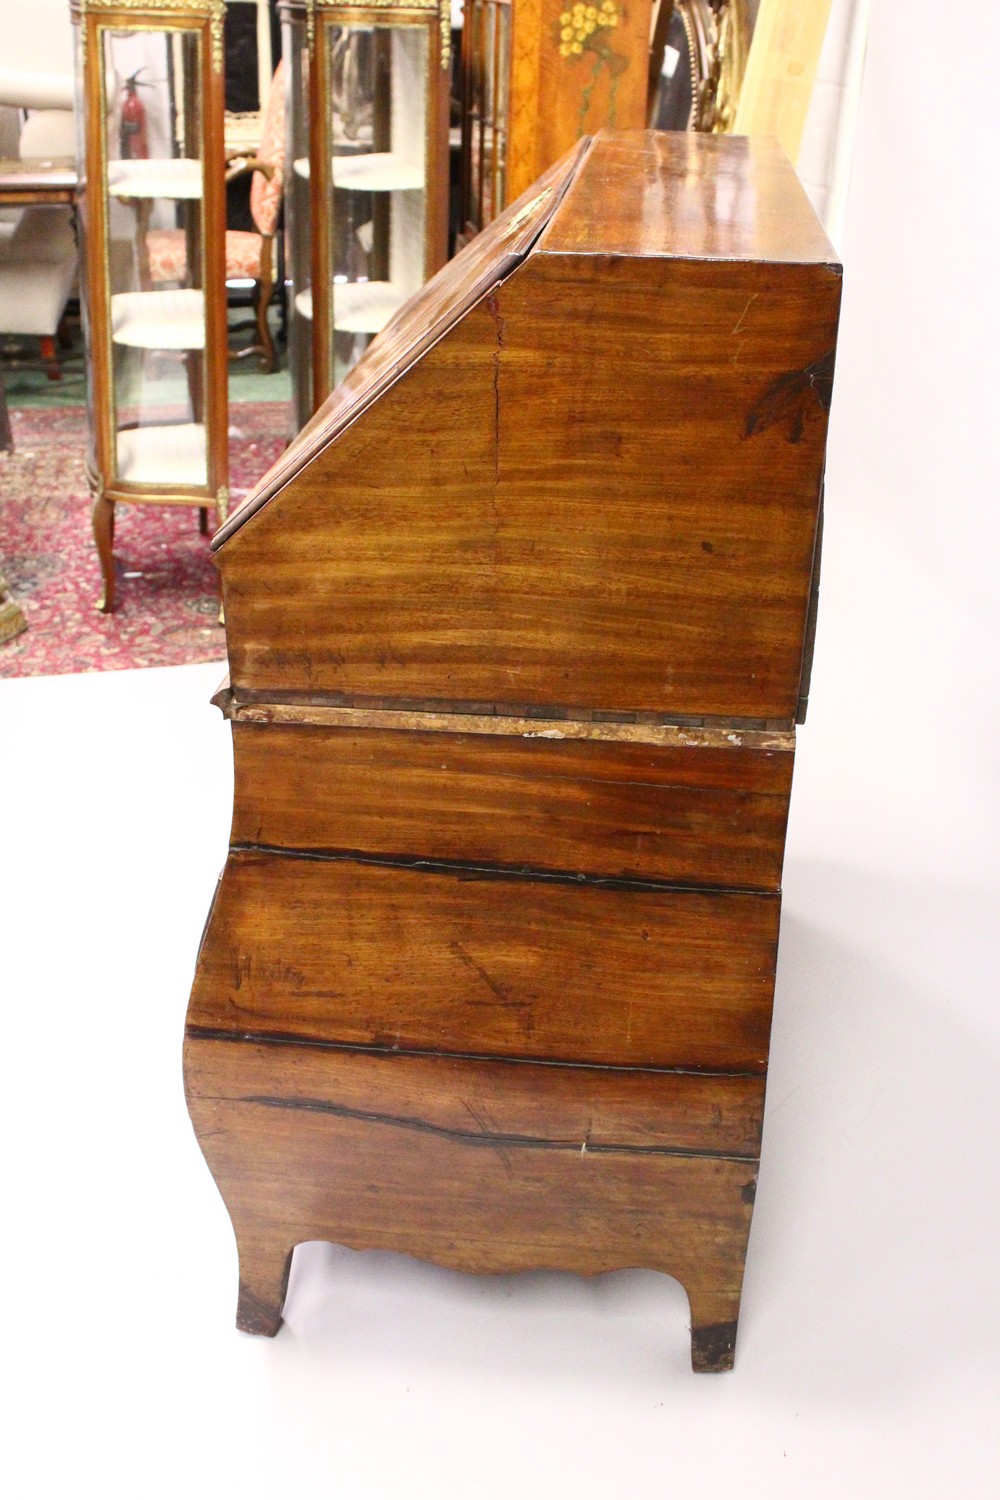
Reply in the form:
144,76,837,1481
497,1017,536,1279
230,721,792,891
219,251,839,720
187,851,779,1072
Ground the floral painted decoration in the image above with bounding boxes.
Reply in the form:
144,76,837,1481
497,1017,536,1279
558,0,620,57
555,2,630,128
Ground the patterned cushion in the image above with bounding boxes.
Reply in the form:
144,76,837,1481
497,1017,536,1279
145,228,188,284
224,229,268,280
147,228,272,284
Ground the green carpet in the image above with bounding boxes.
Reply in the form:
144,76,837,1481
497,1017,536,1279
1,304,291,409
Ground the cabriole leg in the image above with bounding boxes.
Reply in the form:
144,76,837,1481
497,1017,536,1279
254,264,276,372
92,491,115,613
235,1234,295,1337
688,1285,744,1373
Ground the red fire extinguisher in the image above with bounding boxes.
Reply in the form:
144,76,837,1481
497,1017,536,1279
120,69,151,160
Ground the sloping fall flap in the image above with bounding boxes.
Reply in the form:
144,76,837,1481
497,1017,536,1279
212,137,593,552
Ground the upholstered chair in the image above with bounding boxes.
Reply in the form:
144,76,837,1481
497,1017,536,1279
0,99,77,380
145,62,286,371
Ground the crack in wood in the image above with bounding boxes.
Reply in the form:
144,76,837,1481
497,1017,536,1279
227,842,779,899
228,1092,758,1162
185,1024,767,1079
486,289,505,493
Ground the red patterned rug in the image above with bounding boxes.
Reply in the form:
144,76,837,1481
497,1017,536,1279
0,403,287,676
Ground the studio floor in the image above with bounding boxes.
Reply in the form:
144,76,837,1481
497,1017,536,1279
3,569,997,1496
3,7,999,1495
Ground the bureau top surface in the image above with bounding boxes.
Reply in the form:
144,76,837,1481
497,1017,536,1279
537,132,836,265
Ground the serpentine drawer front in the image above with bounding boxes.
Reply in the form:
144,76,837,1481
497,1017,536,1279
185,130,841,1371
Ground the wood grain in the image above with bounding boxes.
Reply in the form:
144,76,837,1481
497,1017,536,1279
187,850,780,1071
215,141,588,547
217,136,840,721
185,1032,755,1368
229,718,792,890
541,131,837,263
734,0,835,164
184,1034,767,1159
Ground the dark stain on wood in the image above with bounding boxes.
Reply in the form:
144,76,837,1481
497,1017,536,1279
691,1320,739,1374
745,348,837,442
236,1268,290,1337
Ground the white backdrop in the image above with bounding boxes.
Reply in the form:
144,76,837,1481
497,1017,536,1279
2,1,999,1495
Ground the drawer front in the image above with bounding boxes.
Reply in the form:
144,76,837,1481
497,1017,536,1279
230,720,792,893
185,1034,767,1160
185,1034,759,1289
188,850,780,1072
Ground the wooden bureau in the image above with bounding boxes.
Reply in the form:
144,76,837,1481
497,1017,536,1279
184,131,841,1371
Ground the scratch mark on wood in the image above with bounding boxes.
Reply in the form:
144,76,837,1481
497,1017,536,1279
463,1099,513,1176
450,940,510,1006
731,292,758,335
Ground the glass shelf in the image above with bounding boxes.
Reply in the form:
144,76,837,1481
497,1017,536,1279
106,157,202,201
293,152,425,193
325,21,428,387
295,282,406,334
116,422,207,487
331,280,406,334
111,288,205,350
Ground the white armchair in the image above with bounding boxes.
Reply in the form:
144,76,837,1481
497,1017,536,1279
0,74,78,380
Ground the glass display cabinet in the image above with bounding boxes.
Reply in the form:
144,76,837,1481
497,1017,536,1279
71,0,229,612
459,0,511,235
280,0,450,428
459,0,652,238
